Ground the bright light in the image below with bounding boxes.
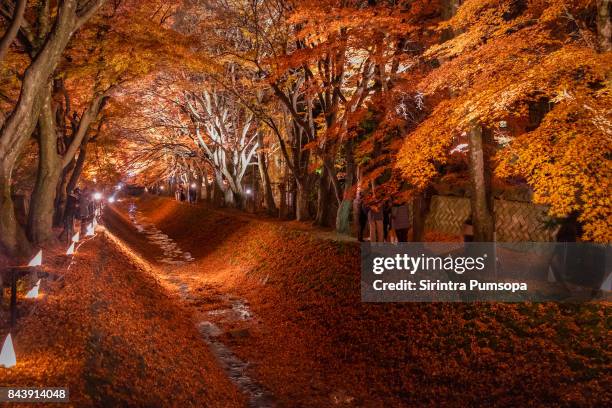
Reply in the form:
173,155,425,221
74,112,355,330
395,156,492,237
93,178,97,183
25,280,41,299
72,232,80,243
86,224,95,237
28,250,42,267
191,183,197,189
109,196,116,203
246,188,253,195
115,184,122,190
0,334,16,368
160,186,165,191
93,192,102,200
66,242,75,255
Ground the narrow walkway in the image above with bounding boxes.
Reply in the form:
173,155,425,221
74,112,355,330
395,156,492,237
111,202,275,408
127,203,195,265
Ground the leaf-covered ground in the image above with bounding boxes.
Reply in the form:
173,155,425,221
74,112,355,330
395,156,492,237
108,195,611,407
0,229,243,407
2,195,609,407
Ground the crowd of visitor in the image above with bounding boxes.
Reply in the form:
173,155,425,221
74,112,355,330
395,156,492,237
59,187,100,242
153,183,412,242
353,193,411,243
174,184,197,203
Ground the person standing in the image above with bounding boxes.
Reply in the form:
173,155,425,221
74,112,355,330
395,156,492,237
359,200,369,242
79,187,90,235
59,188,79,242
383,199,392,241
368,204,384,242
391,202,411,242
89,194,96,221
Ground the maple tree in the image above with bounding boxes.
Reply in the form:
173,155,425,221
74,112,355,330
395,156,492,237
0,0,106,254
395,0,611,242
0,1,610,405
183,86,259,207
0,0,190,251
0,0,610,252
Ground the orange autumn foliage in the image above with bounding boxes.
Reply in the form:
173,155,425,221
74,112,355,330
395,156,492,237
395,0,612,241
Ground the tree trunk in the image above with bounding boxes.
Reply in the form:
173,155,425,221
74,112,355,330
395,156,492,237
287,177,296,219
597,0,611,52
336,193,354,234
29,80,104,245
278,182,287,219
0,0,27,62
256,133,277,216
186,167,194,202
66,139,88,198
202,167,210,202
0,0,100,253
0,162,29,255
0,104,40,254
53,164,71,227
213,172,227,206
336,200,352,234
196,170,203,203
315,169,331,226
28,86,62,244
211,179,219,205
295,180,310,221
0,0,79,173
224,188,235,207
336,141,355,234
28,164,61,244
0,91,44,254
467,121,495,242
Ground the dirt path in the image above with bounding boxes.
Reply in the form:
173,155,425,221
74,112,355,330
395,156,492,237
105,202,275,407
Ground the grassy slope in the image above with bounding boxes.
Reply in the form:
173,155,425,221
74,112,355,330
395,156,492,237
122,196,610,407
0,231,243,407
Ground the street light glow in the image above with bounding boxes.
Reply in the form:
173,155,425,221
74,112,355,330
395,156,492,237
93,192,103,200
109,196,116,203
